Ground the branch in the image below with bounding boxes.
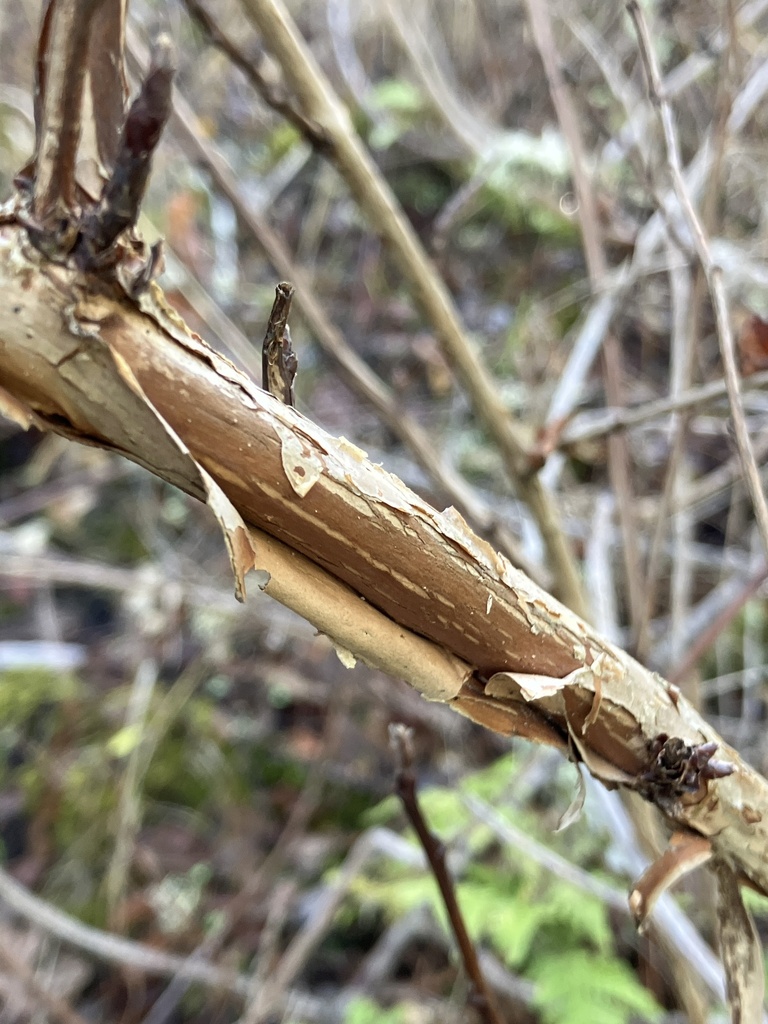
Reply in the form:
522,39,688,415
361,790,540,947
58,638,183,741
391,725,504,1024
3,224,768,903
235,0,588,618
80,34,175,258
33,0,109,223
522,0,645,633
124,29,541,579
628,0,768,563
0,865,250,996
560,369,768,448
181,0,330,151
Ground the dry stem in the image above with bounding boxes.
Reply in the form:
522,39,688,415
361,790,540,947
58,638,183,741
628,0,768,564
391,725,505,1024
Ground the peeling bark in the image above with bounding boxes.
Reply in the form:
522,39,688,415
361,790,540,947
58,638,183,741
2,220,768,902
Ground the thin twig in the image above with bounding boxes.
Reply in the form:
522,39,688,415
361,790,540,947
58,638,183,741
560,369,768,448
237,831,400,1022
240,881,297,1024
523,0,641,629
105,657,158,925
542,41,768,491
628,0,768,562
390,725,504,1024
181,0,330,150
463,793,629,913
636,4,738,664
81,35,175,257
634,249,695,661
0,937,90,1024
667,561,768,686
383,0,490,156
0,866,251,996
142,724,329,1024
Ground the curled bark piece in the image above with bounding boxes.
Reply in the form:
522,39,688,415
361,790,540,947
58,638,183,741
629,830,713,929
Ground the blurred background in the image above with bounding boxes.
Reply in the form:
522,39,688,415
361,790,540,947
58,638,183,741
1,0,768,1021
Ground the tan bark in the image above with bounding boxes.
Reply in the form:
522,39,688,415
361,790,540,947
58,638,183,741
2,219,768,901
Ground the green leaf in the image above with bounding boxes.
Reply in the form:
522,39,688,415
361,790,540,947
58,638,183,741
369,78,424,115
457,879,550,966
344,996,406,1024
541,881,612,954
530,952,661,1024
106,722,143,758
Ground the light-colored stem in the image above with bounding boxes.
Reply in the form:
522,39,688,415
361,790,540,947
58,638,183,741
629,0,768,563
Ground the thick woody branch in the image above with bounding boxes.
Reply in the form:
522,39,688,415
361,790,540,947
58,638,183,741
236,0,587,618
2,225,768,901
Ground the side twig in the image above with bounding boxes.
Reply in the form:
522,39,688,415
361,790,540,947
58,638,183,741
80,35,175,257
261,281,297,407
390,724,505,1024
182,0,330,150
523,0,642,629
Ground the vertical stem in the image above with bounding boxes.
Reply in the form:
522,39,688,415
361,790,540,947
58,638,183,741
34,0,109,220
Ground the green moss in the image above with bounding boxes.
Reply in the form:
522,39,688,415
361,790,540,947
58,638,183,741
344,996,407,1024
0,668,83,727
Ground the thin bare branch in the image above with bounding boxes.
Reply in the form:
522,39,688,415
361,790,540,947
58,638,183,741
523,0,642,631
391,726,505,1024
0,938,90,1024
667,562,768,686
628,0,768,563
181,0,330,150
561,369,768,448
0,866,250,996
